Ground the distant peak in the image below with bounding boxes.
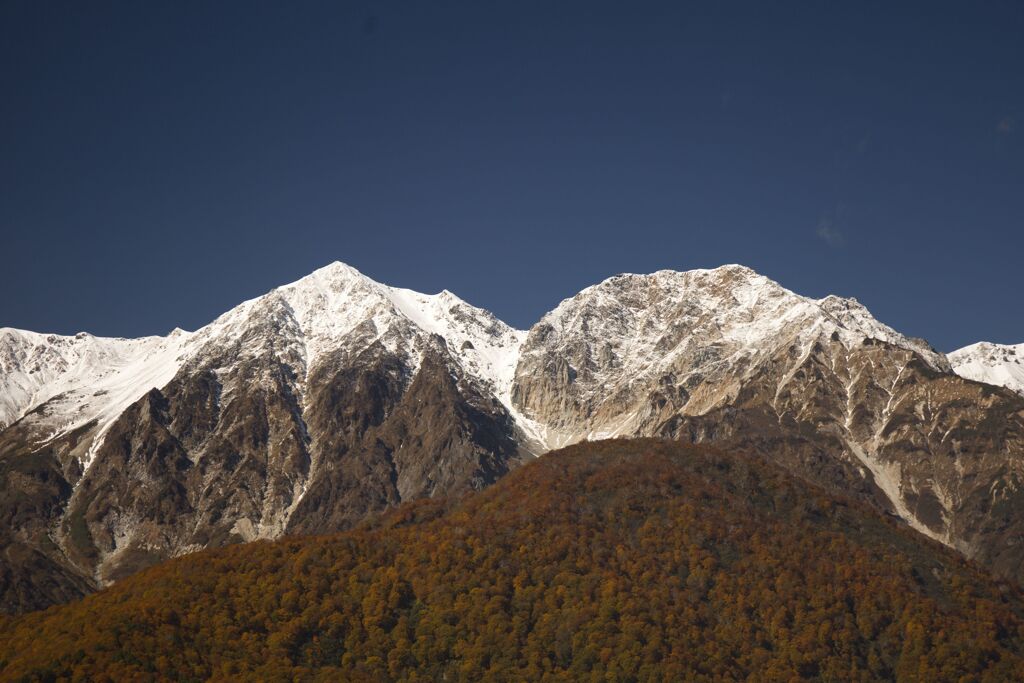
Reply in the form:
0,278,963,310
950,340,1024,396
951,340,1024,357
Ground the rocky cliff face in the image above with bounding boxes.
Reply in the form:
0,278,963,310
2,261,1024,614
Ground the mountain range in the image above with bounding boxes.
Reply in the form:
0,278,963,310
2,262,1023,615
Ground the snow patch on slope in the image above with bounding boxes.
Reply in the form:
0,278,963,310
950,342,1024,397
0,327,191,456
386,287,526,402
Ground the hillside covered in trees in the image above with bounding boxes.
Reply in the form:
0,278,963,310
2,439,1024,681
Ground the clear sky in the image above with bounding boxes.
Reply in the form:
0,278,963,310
2,1,1021,351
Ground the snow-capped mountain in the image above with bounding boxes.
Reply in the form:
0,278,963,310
185,261,524,395
0,263,531,613
1,263,526,468
950,341,1024,397
512,265,948,450
3,261,1024,615
511,266,1024,563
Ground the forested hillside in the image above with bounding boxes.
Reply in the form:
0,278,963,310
2,439,1023,681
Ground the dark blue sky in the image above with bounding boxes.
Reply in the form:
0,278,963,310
2,1,1021,351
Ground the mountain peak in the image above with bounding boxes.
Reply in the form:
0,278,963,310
700,262,760,278
281,260,379,293
591,263,765,289
950,341,1024,396
310,259,367,279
